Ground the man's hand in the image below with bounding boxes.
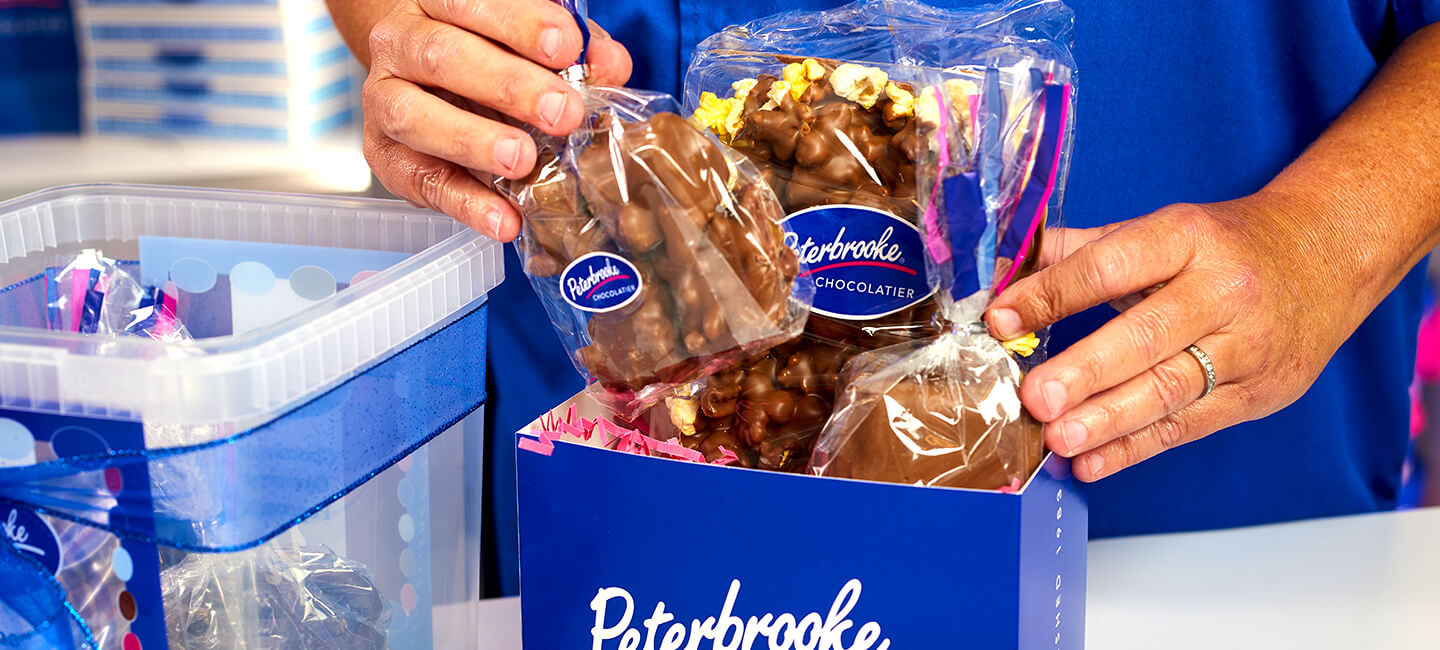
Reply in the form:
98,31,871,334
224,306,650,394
351,0,631,240
986,197,1358,482
985,23,1440,482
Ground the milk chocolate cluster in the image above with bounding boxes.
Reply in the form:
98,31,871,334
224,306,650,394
667,337,849,471
814,341,1045,491
691,59,930,215
513,112,799,392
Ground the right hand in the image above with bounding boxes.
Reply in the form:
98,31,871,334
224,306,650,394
362,0,632,240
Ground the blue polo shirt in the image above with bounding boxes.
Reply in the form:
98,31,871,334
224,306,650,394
485,0,1440,595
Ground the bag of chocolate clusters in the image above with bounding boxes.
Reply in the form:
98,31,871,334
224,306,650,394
658,0,1074,473
498,1,813,418
810,53,1077,489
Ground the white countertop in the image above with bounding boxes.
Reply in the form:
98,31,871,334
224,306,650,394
475,507,1440,649
0,133,372,200
1088,507,1440,649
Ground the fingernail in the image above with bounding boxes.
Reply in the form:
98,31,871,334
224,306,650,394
539,28,562,61
483,210,503,238
1041,380,1067,418
992,308,1022,339
1059,420,1087,454
1083,454,1106,478
538,91,568,129
494,137,522,172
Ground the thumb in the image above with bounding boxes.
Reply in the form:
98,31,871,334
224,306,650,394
585,20,633,86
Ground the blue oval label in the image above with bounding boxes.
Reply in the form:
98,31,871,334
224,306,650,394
782,205,933,320
560,252,644,313
2,506,63,575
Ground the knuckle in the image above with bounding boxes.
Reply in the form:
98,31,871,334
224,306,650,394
361,76,386,114
367,21,397,62
376,86,417,141
458,194,481,220
1118,307,1171,363
1164,203,1215,238
1019,277,1067,325
416,27,460,81
1213,262,1262,305
1151,413,1189,450
437,0,470,21
1144,361,1194,414
1229,381,1264,412
490,67,526,110
1067,353,1106,396
487,0,520,31
1109,435,1149,472
1091,399,1129,437
1080,243,1130,298
361,137,383,168
416,164,458,208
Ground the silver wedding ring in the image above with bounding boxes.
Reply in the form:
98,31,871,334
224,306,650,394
1185,344,1217,400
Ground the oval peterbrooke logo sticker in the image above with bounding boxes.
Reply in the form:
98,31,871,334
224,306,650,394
560,252,644,313
782,205,933,320
3,507,63,575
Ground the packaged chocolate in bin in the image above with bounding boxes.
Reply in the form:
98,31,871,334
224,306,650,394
655,0,1074,472
498,1,813,419
810,53,1077,491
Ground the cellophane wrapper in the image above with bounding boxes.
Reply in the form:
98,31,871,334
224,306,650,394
801,1,1077,490
159,545,390,649
661,0,1074,475
498,84,812,420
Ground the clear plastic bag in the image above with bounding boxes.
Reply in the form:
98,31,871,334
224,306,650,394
160,545,390,650
46,249,112,335
499,38,812,419
44,249,192,342
800,1,1077,491
663,0,1074,475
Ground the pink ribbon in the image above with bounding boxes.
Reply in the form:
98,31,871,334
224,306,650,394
922,86,957,267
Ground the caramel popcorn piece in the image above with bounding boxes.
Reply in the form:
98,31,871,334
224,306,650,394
885,82,915,118
1000,333,1039,357
830,63,889,109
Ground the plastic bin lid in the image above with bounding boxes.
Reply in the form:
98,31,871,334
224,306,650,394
0,184,502,429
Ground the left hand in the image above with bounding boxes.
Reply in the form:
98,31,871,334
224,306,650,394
984,193,1374,481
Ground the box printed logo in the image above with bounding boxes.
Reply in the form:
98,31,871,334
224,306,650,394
591,578,891,650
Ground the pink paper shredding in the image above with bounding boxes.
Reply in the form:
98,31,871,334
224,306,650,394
654,438,704,463
714,446,739,467
517,432,555,456
519,405,738,467
997,477,1023,494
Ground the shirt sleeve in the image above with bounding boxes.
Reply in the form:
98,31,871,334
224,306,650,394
1395,0,1440,39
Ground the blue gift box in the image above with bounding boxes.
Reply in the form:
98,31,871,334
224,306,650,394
517,393,1088,649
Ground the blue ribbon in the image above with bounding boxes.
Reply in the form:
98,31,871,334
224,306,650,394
997,81,1066,263
553,0,590,67
942,66,1006,301
1,300,490,647
0,541,93,649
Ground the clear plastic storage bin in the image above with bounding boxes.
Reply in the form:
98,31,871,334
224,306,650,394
0,184,499,649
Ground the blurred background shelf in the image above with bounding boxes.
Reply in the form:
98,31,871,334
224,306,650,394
0,131,372,200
